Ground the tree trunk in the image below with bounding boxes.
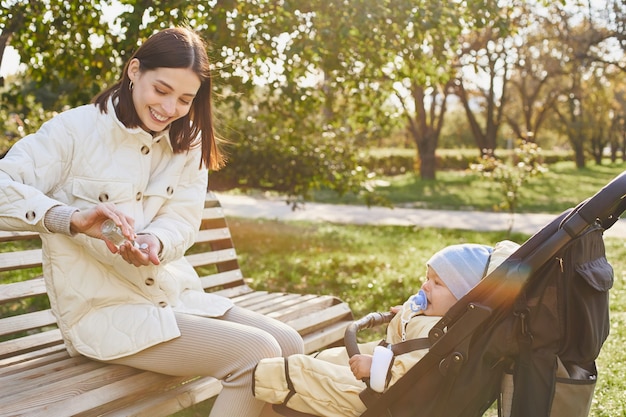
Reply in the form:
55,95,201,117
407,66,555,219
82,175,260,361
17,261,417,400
419,150,436,180
573,143,586,168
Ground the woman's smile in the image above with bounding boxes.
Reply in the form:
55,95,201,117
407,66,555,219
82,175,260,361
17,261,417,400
149,107,170,123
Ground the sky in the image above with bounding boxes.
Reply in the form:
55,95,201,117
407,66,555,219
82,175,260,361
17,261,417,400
0,47,21,77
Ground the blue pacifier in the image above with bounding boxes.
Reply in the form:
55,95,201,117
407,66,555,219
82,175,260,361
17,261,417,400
410,289,428,312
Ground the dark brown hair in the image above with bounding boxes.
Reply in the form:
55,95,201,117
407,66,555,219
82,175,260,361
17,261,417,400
93,27,224,170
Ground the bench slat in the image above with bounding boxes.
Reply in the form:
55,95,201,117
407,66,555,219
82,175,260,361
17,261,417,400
0,328,63,359
202,205,227,220
0,309,57,337
302,320,354,353
198,269,244,290
0,248,42,272
194,226,232,244
0,230,39,242
185,248,238,268
0,344,67,369
3,369,187,416
248,293,319,314
211,284,256,298
92,376,222,417
284,302,353,334
1,356,106,398
0,276,46,302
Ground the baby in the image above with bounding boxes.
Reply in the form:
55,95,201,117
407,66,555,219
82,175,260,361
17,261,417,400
254,241,519,417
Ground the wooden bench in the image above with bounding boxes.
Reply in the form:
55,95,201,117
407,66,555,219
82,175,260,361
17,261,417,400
0,192,354,417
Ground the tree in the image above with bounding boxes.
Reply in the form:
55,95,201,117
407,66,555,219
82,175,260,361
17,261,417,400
471,139,547,235
504,8,564,146
2,0,385,203
454,21,513,156
609,84,626,161
329,0,466,180
585,69,622,165
206,0,393,204
549,3,618,168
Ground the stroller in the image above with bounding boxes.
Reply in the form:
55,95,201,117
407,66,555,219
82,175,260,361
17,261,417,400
276,171,626,417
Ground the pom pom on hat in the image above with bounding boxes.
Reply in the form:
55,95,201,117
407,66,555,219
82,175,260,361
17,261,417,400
426,244,493,300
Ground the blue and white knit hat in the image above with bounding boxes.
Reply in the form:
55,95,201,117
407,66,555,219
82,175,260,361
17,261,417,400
426,244,493,300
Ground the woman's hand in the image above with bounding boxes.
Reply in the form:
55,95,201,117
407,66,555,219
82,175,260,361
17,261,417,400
118,234,161,266
348,354,373,380
70,203,134,239
69,203,160,266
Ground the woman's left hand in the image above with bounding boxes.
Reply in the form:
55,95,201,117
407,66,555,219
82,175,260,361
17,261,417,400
118,233,161,267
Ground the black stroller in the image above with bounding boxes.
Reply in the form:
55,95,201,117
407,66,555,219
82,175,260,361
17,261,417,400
276,171,626,417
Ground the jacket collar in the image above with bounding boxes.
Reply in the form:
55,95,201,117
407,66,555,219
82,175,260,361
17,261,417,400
107,97,173,151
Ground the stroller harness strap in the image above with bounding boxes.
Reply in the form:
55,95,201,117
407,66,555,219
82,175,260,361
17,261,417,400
380,338,432,356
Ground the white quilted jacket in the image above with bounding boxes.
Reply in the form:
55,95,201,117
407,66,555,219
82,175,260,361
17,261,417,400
0,100,233,360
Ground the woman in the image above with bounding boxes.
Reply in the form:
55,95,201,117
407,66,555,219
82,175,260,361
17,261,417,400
0,27,303,417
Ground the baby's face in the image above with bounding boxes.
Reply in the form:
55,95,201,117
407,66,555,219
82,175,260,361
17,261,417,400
420,266,458,316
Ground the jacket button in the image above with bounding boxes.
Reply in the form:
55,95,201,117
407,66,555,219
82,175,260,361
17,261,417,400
166,186,174,195
141,145,150,155
136,192,143,201
158,301,168,308
145,277,155,286
98,193,109,202
25,210,36,221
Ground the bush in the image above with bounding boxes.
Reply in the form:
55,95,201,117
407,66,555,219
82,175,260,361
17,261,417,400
361,148,571,177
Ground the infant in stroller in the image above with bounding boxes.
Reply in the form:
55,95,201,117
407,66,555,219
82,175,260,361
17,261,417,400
253,240,519,417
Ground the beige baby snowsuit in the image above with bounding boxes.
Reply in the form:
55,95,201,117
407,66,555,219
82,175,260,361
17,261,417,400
254,309,440,417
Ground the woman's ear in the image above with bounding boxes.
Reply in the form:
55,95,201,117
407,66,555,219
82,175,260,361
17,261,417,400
127,58,141,82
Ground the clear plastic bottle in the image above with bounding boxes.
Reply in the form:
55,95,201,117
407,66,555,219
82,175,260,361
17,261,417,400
101,219,146,249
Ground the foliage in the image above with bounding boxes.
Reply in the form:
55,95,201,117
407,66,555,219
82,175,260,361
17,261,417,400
470,140,547,232
2,0,626,199
0,94,60,156
0,0,382,204
1,0,116,108
210,105,382,207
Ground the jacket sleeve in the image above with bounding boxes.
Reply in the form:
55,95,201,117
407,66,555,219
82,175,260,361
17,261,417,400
0,115,76,233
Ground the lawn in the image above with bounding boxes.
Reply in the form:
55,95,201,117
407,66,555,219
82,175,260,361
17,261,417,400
310,160,626,214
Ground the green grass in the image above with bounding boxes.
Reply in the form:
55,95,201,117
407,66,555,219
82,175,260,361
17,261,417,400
230,219,528,317
310,160,626,214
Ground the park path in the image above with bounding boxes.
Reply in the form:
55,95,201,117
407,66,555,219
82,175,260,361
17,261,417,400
216,193,626,239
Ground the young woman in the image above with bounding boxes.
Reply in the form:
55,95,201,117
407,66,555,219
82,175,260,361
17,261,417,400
0,27,303,417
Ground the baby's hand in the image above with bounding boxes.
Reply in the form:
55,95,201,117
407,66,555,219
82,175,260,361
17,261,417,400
349,354,373,380
390,305,402,314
